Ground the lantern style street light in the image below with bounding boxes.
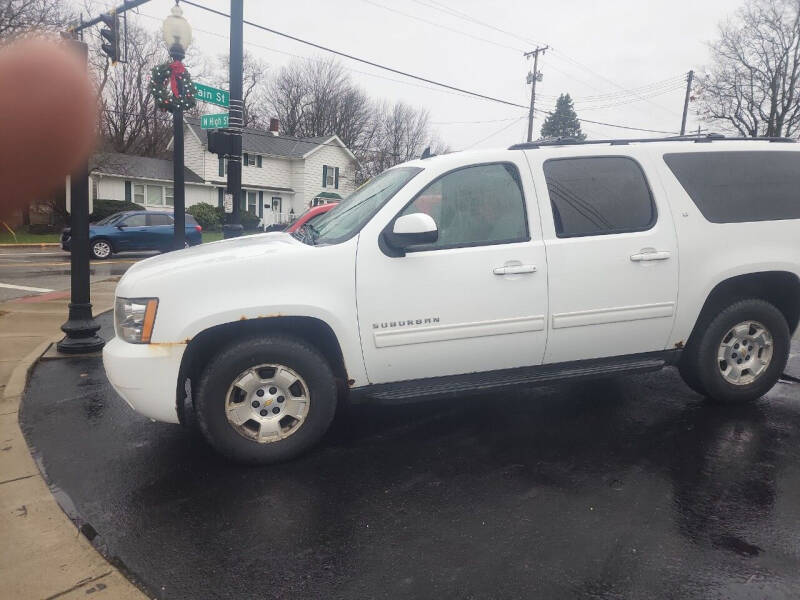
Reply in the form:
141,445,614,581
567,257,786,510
162,3,192,249
162,4,192,60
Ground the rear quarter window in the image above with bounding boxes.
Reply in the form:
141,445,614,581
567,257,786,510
663,151,800,223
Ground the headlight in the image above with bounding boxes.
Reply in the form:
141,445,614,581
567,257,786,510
115,297,158,344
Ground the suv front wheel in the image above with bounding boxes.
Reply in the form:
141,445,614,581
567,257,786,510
680,298,790,403
195,335,338,464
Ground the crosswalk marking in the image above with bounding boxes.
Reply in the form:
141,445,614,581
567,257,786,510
0,282,55,293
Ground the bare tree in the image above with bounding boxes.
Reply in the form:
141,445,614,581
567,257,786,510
89,22,173,156
267,57,443,182
697,0,800,137
0,0,73,41
215,51,269,128
359,100,433,180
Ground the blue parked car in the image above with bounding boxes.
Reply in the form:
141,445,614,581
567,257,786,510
61,211,203,260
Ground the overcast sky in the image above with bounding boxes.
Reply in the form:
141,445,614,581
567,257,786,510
82,0,743,150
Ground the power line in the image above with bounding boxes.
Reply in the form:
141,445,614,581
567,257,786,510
465,117,527,149
180,0,679,136
359,0,523,53
407,0,682,117
181,0,526,110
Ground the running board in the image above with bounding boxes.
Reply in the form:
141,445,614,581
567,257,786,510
356,353,670,403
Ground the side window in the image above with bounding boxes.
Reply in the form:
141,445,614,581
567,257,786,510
400,163,528,249
664,151,800,223
122,214,147,227
147,213,172,226
543,157,655,238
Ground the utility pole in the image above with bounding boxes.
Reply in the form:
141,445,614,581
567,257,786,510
525,46,547,143
223,0,244,238
57,40,103,354
680,69,694,136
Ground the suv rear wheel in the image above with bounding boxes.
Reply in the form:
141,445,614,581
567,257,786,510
680,299,790,403
195,335,337,464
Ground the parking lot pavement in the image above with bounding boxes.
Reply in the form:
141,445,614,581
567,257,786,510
0,247,153,301
18,312,800,600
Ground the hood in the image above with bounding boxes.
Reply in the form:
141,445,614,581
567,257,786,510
117,232,307,294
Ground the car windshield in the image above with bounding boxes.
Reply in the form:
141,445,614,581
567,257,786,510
93,213,125,226
293,167,422,245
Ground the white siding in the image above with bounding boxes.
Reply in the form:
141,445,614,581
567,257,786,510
183,125,206,180
92,173,215,211
302,141,356,209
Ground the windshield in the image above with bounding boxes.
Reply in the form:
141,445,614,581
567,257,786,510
93,213,126,225
293,167,422,245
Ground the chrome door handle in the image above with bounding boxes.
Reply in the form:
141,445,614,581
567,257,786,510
630,249,671,262
493,264,537,275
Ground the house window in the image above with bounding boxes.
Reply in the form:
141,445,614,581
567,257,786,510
146,185,163,206
133,183,173,207
242,190,257,214
323,165,339,189
243,153,256,166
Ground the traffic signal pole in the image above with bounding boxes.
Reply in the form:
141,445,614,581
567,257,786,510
223,0,244,239
57,40,104,354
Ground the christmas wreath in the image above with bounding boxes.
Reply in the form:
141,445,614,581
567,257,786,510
150,60,197,112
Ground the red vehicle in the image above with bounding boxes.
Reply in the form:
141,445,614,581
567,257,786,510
284,202,338,233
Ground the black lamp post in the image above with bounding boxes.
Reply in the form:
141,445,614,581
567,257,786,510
162,4,192,250
57,40,104,355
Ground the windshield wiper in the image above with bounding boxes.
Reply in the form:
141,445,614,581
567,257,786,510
293,222,319,246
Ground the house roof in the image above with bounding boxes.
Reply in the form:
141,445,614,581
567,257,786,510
91,152,204,184
185,117,355,160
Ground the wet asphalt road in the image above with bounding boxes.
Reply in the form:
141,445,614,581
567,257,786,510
0,247,152,301
19,313,800,599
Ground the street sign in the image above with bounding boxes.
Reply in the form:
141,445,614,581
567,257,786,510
201,113,229,129
224,193,233,214
195,83,229,107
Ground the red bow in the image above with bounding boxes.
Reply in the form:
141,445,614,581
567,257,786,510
169,60,185,97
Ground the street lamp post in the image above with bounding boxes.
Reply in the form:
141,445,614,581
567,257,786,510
162,4,192,250
57,39,104,355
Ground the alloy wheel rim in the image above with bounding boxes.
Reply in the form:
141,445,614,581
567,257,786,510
717,320,773,386
224,363,310,443
93,241,110,258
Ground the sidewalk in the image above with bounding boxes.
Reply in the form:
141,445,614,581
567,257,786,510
0,280,146,599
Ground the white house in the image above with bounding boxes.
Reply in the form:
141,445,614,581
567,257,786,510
90,117,359,227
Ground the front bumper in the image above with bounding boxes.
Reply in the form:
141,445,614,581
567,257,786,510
102,336,186,424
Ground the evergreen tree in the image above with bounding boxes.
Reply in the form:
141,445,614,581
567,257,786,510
540,94,586,140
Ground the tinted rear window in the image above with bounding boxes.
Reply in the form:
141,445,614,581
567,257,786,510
543,157,656,237
663,151,800,223
185,214,198,225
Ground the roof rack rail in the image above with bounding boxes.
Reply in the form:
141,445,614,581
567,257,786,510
508,134,795,150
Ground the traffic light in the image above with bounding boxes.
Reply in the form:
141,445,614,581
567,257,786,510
207,131,240,157
99,12,119,63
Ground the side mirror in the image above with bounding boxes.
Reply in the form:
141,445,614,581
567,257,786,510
383,213,438,255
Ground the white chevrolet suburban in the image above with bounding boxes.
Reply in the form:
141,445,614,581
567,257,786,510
103,137,800,464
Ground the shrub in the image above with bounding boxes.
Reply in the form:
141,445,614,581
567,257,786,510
187,202,222,231
90,199,144,222
241,212,262,232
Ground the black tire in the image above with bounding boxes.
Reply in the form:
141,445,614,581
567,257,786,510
90,238,113,260
680,299,790,404
195,335,337,464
